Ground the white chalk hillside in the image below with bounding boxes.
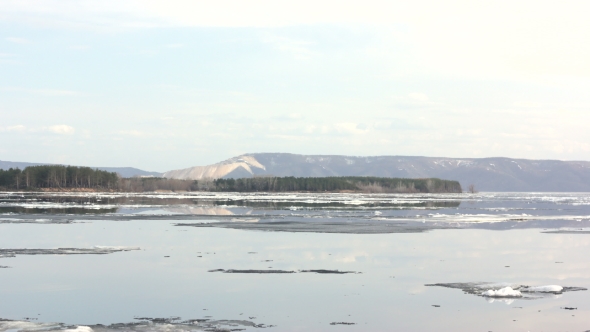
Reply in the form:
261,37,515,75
164,155,265,180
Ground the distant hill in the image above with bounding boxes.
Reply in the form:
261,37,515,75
0,160,162,178
164,153,590,192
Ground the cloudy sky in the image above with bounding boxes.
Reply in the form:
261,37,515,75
1,1,589,171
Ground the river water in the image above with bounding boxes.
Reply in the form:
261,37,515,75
0,192,589,331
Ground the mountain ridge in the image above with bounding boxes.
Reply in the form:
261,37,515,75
164,153,590,192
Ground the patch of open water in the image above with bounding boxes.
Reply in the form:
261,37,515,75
0,192,589,331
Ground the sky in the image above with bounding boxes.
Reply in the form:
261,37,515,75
1,0,590,172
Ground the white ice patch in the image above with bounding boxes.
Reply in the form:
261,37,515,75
481,286,522,297
92,246,141,251
521,285,563,293
64,327,93,332
486,297,515,305
0,320,64,332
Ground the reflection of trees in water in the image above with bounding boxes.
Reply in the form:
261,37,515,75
212,176,463,193
0,193,461,214
0,207,118,214
211,200,461,209
0,194,198,206
165,206,236,215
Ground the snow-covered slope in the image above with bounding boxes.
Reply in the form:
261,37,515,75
164,155,266,180
164,153,590,192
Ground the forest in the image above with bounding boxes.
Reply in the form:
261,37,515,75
0,165,118,190
0,166,198,192
0,166,462,193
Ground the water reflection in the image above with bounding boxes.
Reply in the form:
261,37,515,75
2,193,590,233
0,207,118,214
210,199,461,209
0,192,462,215
0,222,588,331
1,192,590,331
166,206,242,216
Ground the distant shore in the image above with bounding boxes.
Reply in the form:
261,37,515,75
0,165,462,193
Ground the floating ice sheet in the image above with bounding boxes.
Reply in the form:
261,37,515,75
542,229,590,234
178,220,447,234
0,218,76,224
481,287,522,297
425,282,587,301
521,285,563,293
0,246,140,259
3,192,590,234
208,269,360,274
0,316,274,332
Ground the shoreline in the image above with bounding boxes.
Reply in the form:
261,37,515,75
0,188,461,194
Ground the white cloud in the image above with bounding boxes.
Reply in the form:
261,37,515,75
260,33,315,60
164,43,184,48
274,113,304,121
303,123,357,135
0,87,80,96
408,93,429,102
373,121,391,130
1,125,26,132
36,89,79,96
6,37,29,44
69,45,90,50
47,125,75,134
334,122,369,135
512,102,544,108
119,130,144,137
2,1,589,77
268,134,309,141
1,0,590,168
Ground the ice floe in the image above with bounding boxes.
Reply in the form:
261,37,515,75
3,192,590,234
0,319,64,332
64,326,94,332
0,218,75,224
0,316,275,332
425,282,587,301
485,297,515,305
0,247,140,259
208,269,360,274
481,287,522,297
521,285,563,293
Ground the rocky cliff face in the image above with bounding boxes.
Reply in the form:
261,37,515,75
164,153,590,192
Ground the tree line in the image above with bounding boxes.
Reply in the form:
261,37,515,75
0,166,462,193
0,166,200,192
0,165,119,190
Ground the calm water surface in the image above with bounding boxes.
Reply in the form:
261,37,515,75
0,192,589,331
